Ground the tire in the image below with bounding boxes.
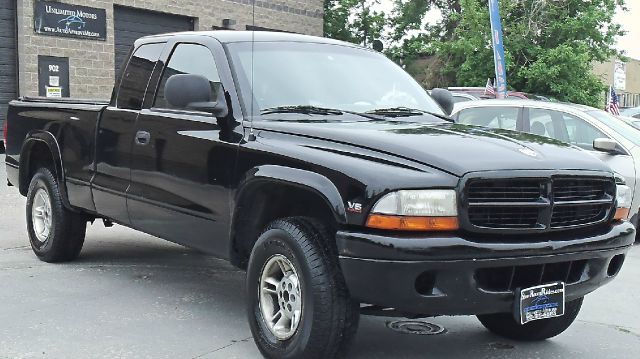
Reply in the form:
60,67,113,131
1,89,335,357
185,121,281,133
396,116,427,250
477,297,584,341
246,217,359,359
26,168,87,262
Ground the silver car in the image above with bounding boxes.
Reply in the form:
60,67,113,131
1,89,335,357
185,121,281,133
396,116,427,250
618,115,640,130
621,107,640,119
452,99,640,229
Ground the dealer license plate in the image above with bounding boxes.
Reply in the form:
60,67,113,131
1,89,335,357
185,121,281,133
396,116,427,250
517,282,565,325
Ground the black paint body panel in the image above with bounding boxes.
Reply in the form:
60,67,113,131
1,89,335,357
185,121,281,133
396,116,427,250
340,245,631,316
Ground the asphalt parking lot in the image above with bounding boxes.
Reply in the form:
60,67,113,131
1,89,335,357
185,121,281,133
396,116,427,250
1,161,639,359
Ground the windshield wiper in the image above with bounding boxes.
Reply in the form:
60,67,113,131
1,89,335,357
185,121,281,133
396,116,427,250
366,107,424,116
261,105,344,115
365,107,453,122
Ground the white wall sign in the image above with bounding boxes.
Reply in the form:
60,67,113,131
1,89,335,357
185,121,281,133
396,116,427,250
49,76,60,87
614,60,626,91
46,87,62,98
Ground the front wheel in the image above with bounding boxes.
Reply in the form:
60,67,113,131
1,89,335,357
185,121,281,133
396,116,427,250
246,218,359,359
477,297,584,341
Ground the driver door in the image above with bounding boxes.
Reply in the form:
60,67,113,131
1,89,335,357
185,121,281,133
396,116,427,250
127,42,237,256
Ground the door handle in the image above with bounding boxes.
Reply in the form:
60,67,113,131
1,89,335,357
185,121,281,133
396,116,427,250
135,131,151,145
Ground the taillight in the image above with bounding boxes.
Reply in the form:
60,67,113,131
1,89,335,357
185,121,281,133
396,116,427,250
2,119,7,149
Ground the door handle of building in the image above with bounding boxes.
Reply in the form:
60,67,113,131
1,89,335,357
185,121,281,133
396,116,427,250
135,131,151,145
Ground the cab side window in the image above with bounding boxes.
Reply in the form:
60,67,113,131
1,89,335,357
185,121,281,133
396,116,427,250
527,109,558,138
457,107,519,131
117,43,165,110
562,114,608,150
154,44,220,110
527,109,607,150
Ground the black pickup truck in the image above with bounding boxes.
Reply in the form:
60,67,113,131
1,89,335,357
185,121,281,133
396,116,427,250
4,31,635,358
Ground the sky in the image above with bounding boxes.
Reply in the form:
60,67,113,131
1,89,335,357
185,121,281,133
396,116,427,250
375,0,640,60
615,1,640,60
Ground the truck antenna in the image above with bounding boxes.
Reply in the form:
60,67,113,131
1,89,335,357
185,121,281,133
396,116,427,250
248,0,257,142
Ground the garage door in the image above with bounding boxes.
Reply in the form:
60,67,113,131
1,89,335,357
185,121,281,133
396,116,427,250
114,6,194,77
0,0,17,121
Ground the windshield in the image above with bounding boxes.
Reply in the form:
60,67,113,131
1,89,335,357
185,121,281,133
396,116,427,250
226,41,444,117
587,110,640,145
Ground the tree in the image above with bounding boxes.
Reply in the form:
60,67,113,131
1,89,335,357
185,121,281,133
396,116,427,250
435,0,625,106
324,0,387,46
323,0,626,106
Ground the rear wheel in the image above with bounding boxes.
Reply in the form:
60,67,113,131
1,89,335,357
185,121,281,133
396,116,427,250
26,168,87,262
246,217,359,359
477,297,583,341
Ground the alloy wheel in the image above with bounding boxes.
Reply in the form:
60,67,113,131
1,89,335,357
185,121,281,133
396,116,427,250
259,254,303,340
32,188,52,243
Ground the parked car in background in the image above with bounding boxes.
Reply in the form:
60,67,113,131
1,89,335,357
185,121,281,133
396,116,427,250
618,115,640,130
447,87,493,102
1,116,5,153
444,87,553,103
452,99,640,231
450,91,481,103
621,107,640,119
427,89,487,103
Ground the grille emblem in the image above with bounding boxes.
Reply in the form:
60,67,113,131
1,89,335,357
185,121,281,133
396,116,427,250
519,148,538,157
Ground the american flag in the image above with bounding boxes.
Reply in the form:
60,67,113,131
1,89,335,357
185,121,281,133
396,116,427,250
484,78,496,96
608,86,620,116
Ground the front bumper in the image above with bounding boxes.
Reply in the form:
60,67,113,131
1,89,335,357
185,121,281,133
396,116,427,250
338,221,635,316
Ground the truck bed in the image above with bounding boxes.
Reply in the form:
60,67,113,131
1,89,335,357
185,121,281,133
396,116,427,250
5,97,109,212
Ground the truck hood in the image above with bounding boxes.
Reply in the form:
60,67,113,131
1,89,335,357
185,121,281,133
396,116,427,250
254,117,612,177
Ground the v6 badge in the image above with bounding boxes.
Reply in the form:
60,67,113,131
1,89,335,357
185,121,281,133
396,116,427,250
347,201,362,213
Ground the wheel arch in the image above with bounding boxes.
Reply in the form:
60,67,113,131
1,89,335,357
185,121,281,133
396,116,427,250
18,131,70,208
229,165,347,269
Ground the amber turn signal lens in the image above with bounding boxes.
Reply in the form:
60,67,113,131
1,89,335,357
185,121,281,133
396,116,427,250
366,214,459,231
614,207,630,221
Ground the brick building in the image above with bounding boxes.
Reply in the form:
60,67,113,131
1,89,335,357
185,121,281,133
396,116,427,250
0,0,323,118
592,57,640,108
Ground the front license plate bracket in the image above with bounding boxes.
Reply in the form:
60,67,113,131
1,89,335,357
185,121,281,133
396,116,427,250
515,282,566,325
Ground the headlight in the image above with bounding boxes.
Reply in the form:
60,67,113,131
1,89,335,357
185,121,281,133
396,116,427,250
366,190,459,231
614,183,632,220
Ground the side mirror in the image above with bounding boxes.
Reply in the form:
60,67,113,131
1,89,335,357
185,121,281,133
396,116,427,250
430,88,454,115
593,138,621,154
165,74,229,118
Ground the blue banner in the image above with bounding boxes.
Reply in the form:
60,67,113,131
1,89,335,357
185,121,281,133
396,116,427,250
488,0,507,98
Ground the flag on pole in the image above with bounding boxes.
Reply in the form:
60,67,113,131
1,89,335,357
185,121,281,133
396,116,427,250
608,86,620,116
484,78,496,96
488,0,508,98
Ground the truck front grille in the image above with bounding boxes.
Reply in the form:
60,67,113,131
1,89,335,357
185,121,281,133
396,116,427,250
553,178,608,201
463,176,615,233
468,206,539,229
467,179,542,202
550,204,608,227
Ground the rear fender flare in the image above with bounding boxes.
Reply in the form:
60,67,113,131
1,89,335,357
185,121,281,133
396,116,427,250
19,131,71,208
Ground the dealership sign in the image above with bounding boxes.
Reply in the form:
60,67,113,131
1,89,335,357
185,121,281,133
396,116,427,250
34,0,107,40
614,60,626,91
